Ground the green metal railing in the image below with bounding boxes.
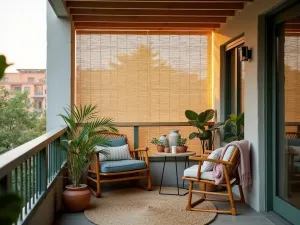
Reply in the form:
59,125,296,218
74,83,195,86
114,122,215,152
0,127,67,224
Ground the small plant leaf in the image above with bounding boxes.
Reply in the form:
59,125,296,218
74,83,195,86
189,132,199,140
198,130,212,140
0,55,12,80
197,109,214,123
185,110,198,120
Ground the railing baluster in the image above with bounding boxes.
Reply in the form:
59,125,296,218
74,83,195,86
33,155,36,204
54,141,57,173
25,160,28,214
40,147,48,192
48,144,51,183
20,163,23,221
29,158,31,210
14,168,18,193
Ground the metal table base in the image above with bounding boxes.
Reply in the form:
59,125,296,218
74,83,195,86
159,156,190,196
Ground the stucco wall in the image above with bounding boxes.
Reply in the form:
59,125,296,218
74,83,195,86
46,2,71,131
213,0,282,212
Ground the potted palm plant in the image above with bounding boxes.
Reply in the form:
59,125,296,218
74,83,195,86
59,105,117,212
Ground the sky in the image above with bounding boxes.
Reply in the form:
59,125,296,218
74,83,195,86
0,0,46,72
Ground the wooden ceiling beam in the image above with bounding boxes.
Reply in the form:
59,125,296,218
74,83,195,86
74,22,220,29
65,0,252,2
69,8,236,16
66,1,244,10
72,15,227,23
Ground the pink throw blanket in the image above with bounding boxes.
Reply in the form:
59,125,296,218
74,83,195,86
212,140,252,187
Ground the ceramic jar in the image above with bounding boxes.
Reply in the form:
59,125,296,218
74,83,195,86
159,134,169,148
169,130,180,148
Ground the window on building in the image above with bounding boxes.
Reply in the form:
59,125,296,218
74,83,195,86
35,86,43,95
28,77,34,83
12,86,22,92
24,86,30,93
34,100,42,110
3,77,8,83
76,31,212,155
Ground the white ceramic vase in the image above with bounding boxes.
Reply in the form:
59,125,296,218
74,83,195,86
169,130,180,148
159,134,169,147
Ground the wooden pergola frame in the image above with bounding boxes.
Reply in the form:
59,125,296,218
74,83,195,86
62,0,254,30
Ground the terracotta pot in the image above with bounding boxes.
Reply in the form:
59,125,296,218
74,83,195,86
62,184,91,212
164,147,170,153
176,146,188,153
157,145,165,152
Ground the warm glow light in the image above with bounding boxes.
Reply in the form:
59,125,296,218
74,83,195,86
211,31,215,111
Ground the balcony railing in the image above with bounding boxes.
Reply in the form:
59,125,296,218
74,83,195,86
0,127,67,224
112,122,215,156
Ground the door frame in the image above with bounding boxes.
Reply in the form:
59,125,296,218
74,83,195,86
220,33,244,122
258,0,300,223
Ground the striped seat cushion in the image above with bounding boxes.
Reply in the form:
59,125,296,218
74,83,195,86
96,144,132,161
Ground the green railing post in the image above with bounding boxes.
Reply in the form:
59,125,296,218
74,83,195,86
134,126,139,149
40,147,48,192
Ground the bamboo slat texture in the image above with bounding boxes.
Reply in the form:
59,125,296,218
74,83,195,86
75,31,212,155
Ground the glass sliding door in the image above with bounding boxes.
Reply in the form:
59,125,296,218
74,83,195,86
272,6,300,224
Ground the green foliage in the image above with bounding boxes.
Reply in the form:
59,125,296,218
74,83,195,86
59,104,118,187
185,109,223,151
177,137,187,146
185,109,223,141
0,192,23,225
223,112,244,142
0,87,45,153
151,138,164,146
0,55,12,80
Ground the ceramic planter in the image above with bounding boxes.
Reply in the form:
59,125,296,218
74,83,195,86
62,184,91,212
156,145,165,152
176,146,188,153
169,130,180,147
159,134,169,148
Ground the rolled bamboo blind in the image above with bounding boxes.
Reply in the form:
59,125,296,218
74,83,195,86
76,31,212,155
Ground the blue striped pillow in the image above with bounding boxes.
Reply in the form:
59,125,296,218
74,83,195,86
96,144,132,161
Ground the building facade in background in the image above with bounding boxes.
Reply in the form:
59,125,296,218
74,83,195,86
1,69,46,111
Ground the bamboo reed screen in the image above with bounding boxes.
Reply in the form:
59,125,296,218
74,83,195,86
285,36,300,132
76,31,212,156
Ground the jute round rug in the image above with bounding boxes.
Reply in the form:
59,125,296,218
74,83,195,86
84,187,217,225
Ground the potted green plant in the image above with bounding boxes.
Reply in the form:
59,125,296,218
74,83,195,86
176,137,188,153
223,112,244,143
151,138,165,152
59,104,117,212
185,109,223,153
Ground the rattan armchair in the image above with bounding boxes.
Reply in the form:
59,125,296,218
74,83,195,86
182,147,245,215
87,133,152,197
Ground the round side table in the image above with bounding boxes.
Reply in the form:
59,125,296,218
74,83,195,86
155,151,196,196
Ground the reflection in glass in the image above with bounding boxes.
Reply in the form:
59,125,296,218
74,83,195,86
278,15,300,209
